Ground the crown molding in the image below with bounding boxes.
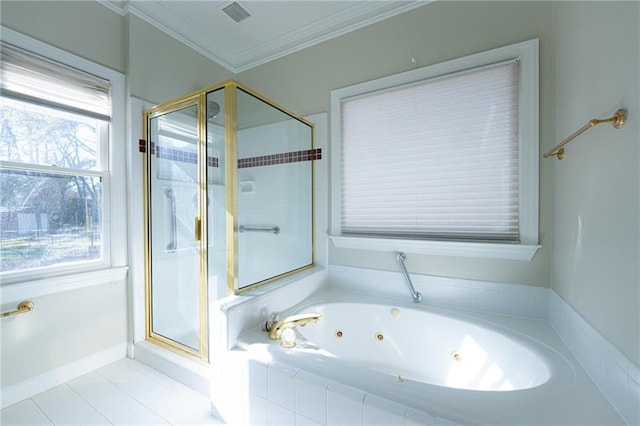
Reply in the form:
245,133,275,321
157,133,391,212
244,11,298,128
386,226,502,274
233,1,430,72
126,1,237,72
97,0,430,73
96,0,128,16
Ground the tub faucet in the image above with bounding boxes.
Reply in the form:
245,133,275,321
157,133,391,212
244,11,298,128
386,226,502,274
396,252,423,303
266,312,322,340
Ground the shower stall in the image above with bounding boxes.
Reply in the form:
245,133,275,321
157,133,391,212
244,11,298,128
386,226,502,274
142,81,315,361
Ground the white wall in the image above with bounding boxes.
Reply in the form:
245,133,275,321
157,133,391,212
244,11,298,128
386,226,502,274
0,0,234,401
3,0,638,404
0,1,126,73
127,15,234,104
1,2,234,105
551,1,639,366
0,282,128,401
0,3,132,402
238,1,555,287
237,0,640,370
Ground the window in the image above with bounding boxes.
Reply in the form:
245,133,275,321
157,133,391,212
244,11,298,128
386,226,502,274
330,40,539,260
0,29,126,286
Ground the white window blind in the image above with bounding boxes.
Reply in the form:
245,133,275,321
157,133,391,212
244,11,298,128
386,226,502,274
340,61,520,242
0,41,111,121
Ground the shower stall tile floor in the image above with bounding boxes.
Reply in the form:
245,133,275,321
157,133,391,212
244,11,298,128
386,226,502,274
0,358,224,425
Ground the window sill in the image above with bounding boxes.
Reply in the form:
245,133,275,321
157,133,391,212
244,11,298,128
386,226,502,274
329,235,540,261
0,266,128,304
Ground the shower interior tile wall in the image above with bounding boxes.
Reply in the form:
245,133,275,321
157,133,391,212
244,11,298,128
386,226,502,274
238,121,313,286
237,161,312,285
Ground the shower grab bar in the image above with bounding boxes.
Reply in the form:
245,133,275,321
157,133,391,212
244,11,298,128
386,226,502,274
396,252,423,303
163,187,177,252
1,301,34,318
239,225,280,235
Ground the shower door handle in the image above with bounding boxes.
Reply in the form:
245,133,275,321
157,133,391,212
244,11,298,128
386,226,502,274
195,216,202,241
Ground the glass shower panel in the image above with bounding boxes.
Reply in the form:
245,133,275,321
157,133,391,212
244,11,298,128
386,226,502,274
236,88,313,288
206,89,227,300
144,81,316,360
148,104,201,352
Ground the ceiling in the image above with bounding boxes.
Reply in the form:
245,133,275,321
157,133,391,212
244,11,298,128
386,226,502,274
98,0,428,73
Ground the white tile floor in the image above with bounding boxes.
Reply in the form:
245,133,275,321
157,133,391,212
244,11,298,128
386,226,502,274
1,358,225,426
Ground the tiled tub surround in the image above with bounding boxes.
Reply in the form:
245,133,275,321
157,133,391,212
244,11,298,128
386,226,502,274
328,265,550,320
230,292,621,425
331,266,640,423
549,292,640,425
212,265,638,425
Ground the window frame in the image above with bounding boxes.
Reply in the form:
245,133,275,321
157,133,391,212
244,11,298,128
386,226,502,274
329,39,540,261
0,27,127,294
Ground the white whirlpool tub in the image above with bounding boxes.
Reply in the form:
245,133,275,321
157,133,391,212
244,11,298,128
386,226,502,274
287,302,551,392
234,290,623,425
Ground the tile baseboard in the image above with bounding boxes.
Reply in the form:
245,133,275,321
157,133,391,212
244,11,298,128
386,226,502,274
0,343,127,410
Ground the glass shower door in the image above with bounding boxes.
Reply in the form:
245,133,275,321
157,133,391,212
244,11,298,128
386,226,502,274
147,103,205,357
142,81,315,360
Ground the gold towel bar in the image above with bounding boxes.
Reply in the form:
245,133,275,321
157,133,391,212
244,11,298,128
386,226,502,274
543,108,626,160
1,300,34,318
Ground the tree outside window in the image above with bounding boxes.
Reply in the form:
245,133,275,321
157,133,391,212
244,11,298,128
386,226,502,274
0,97,105,273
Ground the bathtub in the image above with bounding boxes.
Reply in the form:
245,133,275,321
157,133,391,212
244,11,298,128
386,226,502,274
235,288,623,425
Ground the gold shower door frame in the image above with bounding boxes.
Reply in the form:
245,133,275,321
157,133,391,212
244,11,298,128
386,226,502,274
142,80,315,362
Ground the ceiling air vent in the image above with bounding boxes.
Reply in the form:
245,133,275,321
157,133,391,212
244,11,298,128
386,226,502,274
222,1,251,23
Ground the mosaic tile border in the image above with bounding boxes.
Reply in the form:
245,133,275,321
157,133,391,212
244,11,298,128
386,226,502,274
238,148,322,169
139,140,218,167
139,140,320,169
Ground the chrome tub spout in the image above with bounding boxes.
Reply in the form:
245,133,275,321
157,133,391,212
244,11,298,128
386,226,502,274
267,312,322,341
396,252,423,303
